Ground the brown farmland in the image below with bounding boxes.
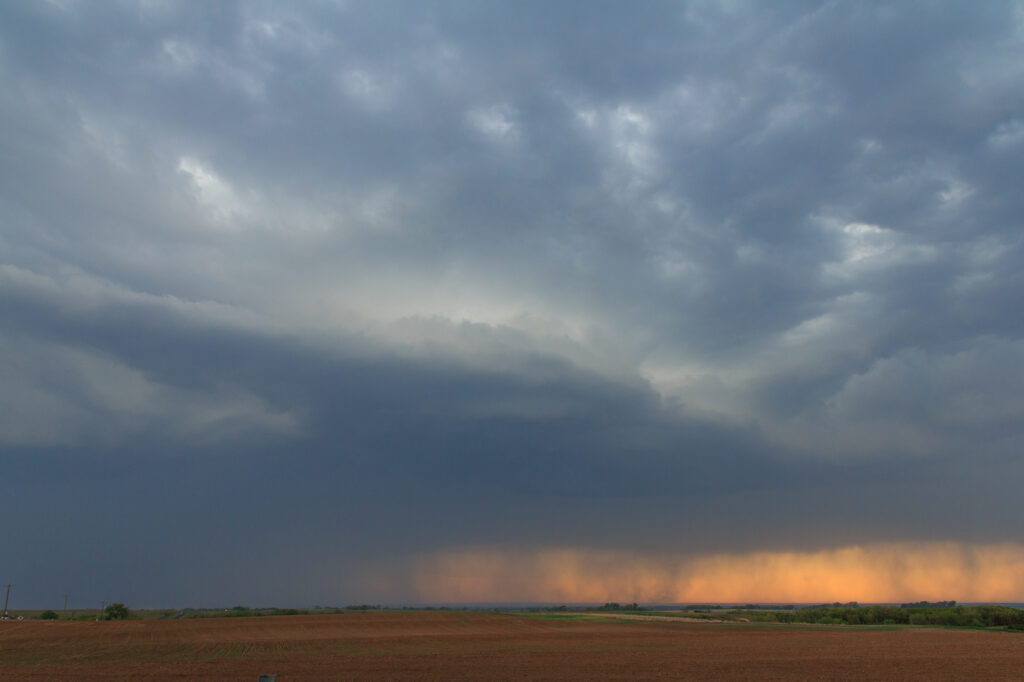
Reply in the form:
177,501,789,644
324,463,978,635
2,612,1023,680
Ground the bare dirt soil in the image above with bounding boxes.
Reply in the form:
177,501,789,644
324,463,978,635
2,612,1023,680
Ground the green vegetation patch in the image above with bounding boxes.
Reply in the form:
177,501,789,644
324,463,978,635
722,604,1024,629
515,613,600,622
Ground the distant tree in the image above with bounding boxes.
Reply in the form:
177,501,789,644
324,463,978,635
104,603,129,620
596,602,643,612
39,610,59,620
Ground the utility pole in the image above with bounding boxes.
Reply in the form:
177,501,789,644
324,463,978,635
64,593,69,616
2,584,10,619
97,600,105,622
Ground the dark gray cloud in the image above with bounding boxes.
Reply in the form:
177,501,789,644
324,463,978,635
2,1,1023,607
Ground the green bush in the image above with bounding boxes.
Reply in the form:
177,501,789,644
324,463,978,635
39,610,59,620
104,603,130,620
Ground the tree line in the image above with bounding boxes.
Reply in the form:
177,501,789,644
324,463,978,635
735,604,1024,628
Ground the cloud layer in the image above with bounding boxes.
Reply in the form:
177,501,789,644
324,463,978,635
1,1,1023,607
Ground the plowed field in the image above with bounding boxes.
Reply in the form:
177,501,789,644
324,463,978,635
2,612,1022,680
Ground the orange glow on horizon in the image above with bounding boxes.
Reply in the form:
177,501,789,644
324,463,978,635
406,543,1024,603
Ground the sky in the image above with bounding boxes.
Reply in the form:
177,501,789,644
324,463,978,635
2,0,1023,609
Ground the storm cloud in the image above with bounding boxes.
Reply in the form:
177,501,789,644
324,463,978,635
2,1,1023,607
